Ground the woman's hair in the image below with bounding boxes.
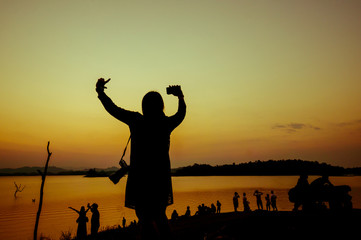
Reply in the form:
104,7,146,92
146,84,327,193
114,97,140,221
142,91,164,117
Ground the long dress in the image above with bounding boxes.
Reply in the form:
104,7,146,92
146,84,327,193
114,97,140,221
76,212,88,239
98,92,186,210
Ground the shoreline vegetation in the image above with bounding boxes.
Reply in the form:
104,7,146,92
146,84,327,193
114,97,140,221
1,160,361,177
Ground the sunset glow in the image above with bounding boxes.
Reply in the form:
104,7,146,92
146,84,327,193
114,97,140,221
1,0,361,168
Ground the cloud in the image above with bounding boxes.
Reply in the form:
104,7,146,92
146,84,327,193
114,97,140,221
272,122,321,133
289,123,306,129
272,124,286,129
336,119,361,127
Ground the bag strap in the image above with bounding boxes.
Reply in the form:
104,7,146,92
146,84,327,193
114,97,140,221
119,135,131,165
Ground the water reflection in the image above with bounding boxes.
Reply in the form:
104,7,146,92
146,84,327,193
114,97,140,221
0,175,360,240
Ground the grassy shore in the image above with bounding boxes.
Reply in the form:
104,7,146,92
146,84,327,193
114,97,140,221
86,209,361,240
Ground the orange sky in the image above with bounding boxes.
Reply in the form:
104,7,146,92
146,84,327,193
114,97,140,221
1,0,361,169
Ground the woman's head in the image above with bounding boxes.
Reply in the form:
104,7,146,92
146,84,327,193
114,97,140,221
142,91,164,117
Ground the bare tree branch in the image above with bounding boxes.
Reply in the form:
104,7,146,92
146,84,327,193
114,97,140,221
14,182,25,198
34,141,52,240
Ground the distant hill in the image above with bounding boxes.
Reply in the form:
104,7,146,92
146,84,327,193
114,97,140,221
0,166,68,175
0,166,119,176
1,160,360,176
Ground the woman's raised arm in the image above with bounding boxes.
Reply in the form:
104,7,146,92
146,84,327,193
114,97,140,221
96,78,138,125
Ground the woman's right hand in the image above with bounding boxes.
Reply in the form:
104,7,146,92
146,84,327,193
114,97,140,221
96,78,111,93
167,85,184,98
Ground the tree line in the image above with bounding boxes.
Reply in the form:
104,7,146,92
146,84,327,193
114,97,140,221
172,159,361,176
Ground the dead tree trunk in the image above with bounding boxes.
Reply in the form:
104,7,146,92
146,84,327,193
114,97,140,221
33,141,52,240
14,182,25,198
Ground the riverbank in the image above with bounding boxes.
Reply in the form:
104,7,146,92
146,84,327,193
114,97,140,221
92,209,361,240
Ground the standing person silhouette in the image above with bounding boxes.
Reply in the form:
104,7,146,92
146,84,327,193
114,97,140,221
96,78,186,240
68,206,89,240
122,217,126,228
265,194,271,211
253,190,263,210
216,200,221,213
233,192,240,212
87,203,100,238
271,190,278,211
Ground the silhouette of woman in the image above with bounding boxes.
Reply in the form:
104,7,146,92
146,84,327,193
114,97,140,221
68,206,89,240
243,193,251,212
96,78,186,240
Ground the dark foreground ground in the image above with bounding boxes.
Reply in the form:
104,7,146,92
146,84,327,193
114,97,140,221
93,209,361,240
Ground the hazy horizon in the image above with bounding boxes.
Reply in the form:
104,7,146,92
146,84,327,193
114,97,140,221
1,158,360,171
1,1,361,169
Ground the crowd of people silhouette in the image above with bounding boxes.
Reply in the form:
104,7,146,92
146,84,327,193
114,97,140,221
229,190,278,213
66,179,352,239
169,189,279,224
170,202,222,221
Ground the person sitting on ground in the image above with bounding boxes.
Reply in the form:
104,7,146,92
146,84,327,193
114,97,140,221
171,210,179,221
310,175,333,190
195,205,201,215
184,206,191,217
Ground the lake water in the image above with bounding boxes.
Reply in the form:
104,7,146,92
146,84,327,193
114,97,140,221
1,175,360,240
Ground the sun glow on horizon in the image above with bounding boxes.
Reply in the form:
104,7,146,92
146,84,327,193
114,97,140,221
1,0,361,168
